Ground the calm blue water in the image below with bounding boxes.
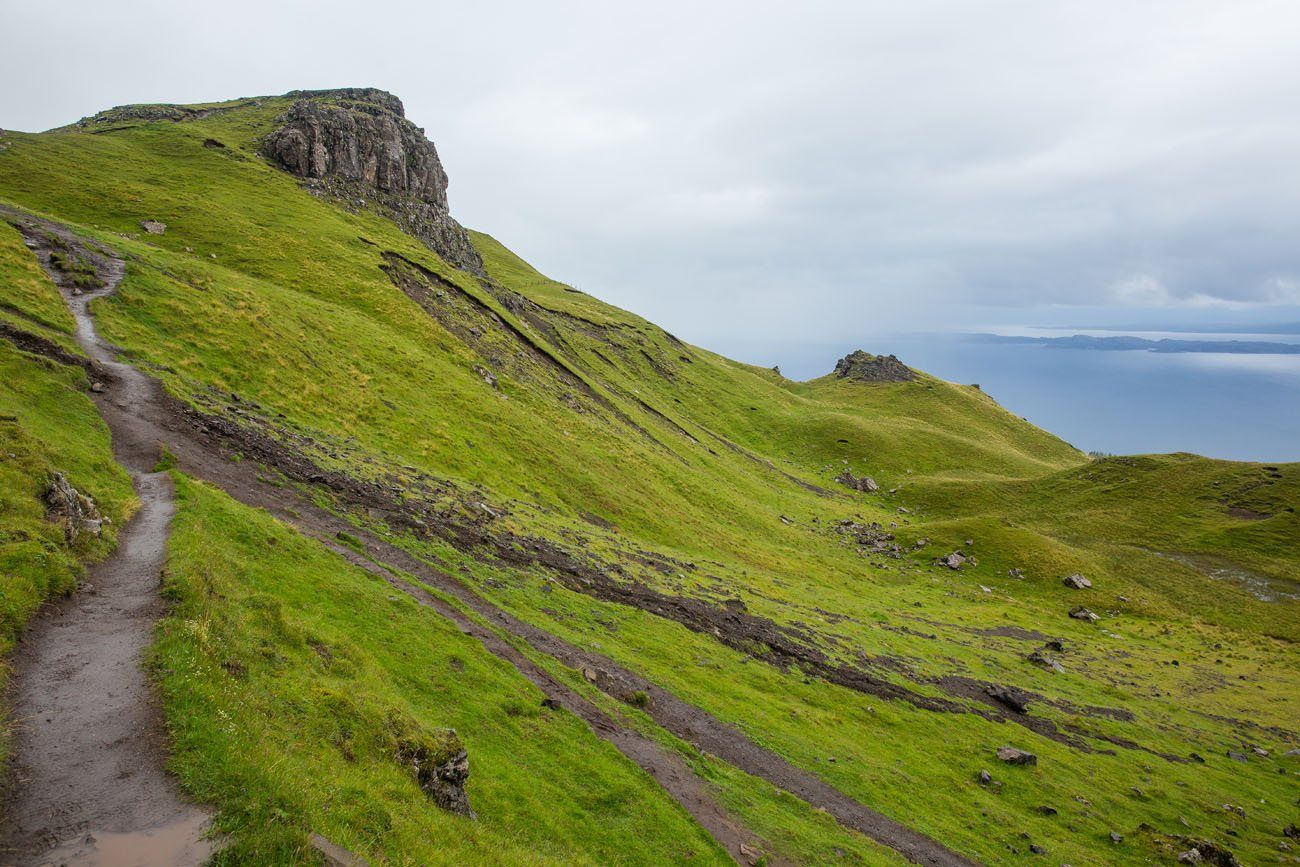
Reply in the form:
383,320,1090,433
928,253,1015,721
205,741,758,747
719,334,1300,463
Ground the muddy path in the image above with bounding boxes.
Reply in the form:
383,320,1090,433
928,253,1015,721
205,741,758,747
1,209,977,866
0,215,213,864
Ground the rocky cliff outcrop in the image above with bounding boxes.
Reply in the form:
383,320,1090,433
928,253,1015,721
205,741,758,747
262,88,483,274
832,350,916,383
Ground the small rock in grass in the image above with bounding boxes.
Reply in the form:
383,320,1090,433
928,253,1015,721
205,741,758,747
1062,573,1092,589
1068,606,1100,622
936,552,967,570
1178,849,1202,864
1027,649,1065,673
978,769,992,785
1227,750,1249,762
996,746,1037,765
1110,831,1123,844
140,220,166,234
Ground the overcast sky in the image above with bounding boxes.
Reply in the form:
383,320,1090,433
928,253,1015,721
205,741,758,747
3,0,1299,371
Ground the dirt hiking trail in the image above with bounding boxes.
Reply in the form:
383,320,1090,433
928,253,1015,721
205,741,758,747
1,213,213,866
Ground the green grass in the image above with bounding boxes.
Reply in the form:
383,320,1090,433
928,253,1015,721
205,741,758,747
0,341,134,761
0,92,1296,865
155,474,731,865
0,219,79,351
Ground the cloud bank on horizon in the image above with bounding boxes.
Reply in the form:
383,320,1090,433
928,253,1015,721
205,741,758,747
2,0,1298,345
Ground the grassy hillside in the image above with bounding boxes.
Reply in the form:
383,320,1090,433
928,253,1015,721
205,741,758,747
0,91,1296,865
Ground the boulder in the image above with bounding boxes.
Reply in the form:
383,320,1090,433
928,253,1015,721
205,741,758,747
1062,573,1092,589
834,469,879,492
936,552,968,570
986,685,1032,714
139,220,166,234
1068,606,1100,622
996,746,1037,765
397,727,475,817
44,471,104,544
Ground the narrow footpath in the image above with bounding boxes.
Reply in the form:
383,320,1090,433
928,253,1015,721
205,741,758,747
1,216,212,865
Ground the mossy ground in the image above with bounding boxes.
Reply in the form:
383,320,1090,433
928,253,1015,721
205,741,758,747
0,95,1296,864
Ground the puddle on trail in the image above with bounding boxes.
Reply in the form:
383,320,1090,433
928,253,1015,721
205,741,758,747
36,814,214,867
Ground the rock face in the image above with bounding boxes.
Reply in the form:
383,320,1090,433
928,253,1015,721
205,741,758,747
832,350,916,383
262,88,483,274
45,471,104,544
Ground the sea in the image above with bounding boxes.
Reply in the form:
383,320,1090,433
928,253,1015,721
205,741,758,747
723,327,1300,463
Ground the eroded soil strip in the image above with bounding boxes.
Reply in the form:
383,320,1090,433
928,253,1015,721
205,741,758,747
7,211,976,867
1,216,212,864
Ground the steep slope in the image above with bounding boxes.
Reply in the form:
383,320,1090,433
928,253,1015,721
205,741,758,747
0,89,1296,866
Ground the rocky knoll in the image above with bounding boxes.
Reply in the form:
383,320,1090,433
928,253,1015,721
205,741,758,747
833,350,916,383
262,88,483,274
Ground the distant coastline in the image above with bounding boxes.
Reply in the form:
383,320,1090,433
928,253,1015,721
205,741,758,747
970,333,1300,354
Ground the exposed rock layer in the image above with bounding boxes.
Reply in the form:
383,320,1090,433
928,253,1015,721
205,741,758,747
262,88,483,274
833,350,916,382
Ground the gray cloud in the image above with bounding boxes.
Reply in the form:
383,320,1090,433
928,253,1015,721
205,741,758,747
3,0,1298,351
